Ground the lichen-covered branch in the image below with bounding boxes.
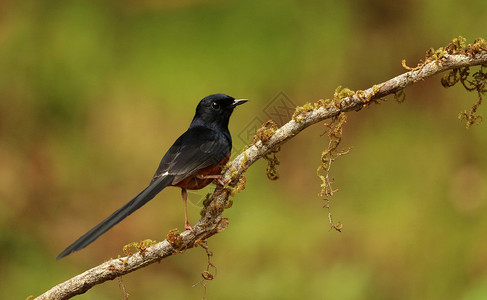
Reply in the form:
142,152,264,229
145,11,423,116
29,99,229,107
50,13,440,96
34,39,487,300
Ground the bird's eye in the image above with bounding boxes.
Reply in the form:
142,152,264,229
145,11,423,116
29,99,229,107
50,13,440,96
211,102,220,110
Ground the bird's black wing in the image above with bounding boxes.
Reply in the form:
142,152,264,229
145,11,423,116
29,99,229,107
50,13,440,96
152,125,231,184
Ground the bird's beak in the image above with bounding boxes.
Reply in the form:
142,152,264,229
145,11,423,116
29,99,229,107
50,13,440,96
232,99,249,107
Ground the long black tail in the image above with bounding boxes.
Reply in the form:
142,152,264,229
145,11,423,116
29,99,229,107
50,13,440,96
57,175,174,259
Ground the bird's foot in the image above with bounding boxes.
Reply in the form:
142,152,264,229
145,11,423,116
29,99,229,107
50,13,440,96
185,222,194,232
216,177,225,186
196,174,225,186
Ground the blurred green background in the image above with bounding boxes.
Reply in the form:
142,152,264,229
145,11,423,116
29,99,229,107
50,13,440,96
1,0,487,299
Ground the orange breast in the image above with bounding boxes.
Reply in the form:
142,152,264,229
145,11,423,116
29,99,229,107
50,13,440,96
170,153,230,190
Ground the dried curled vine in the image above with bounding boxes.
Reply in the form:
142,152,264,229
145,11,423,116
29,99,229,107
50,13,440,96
403,36,487,128
192,241,217,299
254,120,281,180
442,65,487,128
439,37,487,128
317,112,350,232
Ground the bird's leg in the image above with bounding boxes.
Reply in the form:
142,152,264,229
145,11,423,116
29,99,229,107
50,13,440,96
196,174,225,186
181,188,194,232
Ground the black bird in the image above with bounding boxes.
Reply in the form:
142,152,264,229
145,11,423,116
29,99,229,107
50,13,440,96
57,94,248,259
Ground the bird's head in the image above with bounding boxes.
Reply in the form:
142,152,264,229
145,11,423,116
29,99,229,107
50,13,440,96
192,94,248,128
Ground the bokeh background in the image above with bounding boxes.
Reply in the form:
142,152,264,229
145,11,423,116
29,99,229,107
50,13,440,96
1,0,487,299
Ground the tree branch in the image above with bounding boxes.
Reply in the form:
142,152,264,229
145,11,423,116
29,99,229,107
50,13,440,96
34,47,487,300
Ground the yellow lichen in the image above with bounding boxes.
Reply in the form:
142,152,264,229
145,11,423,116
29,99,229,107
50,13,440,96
445,36,468,54
467,38,487,55
314,98,330,109
292,102,314,122
122,239,157,256
239,150,249,171
334,86,355,101
223,174,247,199
166,229,184,250
253,120,279,144
330,86,352,109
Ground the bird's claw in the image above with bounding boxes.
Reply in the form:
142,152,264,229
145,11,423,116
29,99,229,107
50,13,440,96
196,174,225,187
185,223,194,232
